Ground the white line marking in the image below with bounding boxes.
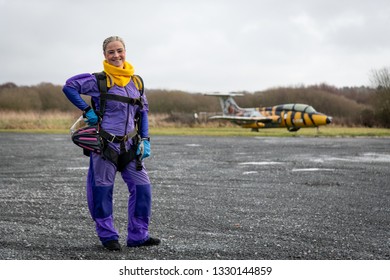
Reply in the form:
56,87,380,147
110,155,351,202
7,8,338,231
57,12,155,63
66,167,89,170
239,162,282,165
243,171,259,175
292,168,335,172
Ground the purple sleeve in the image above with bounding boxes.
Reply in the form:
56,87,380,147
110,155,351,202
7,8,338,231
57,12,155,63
64,73,100,96
62,86,89,110
139,87,149,112
62,73,100,111
139,110,149,138
138,89,149,137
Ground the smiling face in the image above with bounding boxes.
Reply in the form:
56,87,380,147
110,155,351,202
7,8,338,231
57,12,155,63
104,40,126,68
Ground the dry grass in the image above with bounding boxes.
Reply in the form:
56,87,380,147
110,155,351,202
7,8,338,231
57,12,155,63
148,113,234,128
0,111,221,130
0,111,79,130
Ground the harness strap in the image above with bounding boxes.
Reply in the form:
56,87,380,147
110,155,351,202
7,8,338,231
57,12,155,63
99,128,138,144
93,72,145,116
100,93,143,107
132,75,144,96
102,145,138,172
94,72,108,118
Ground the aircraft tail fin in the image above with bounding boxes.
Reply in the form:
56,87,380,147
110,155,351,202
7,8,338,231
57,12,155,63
203,92,244,116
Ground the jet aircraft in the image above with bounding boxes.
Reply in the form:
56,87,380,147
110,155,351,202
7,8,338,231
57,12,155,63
205,93,332,132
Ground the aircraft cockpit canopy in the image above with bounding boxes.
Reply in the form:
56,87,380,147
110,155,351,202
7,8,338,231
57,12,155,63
303,105,316,113
278,104,317,113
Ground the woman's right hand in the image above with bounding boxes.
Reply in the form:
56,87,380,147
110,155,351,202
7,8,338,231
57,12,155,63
84,107,99,126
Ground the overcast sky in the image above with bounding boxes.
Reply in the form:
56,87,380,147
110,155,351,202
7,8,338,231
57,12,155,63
1,0,389,92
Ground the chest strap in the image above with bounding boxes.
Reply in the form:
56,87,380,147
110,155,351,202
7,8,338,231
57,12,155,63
100,93,143,107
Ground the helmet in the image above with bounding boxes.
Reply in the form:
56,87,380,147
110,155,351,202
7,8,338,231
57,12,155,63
70,116,102,154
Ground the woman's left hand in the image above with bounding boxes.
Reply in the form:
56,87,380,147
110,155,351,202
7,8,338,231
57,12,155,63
136,139,150,160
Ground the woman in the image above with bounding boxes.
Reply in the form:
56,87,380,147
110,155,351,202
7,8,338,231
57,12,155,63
63,36,160,251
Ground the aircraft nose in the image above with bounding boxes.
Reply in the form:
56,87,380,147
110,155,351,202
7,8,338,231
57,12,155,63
326,116,332,124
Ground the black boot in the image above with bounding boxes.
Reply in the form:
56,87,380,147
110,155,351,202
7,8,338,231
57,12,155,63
137,237,161,247
103,240,121,251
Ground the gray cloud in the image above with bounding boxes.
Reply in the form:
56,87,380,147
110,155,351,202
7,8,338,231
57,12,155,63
1,0,389,91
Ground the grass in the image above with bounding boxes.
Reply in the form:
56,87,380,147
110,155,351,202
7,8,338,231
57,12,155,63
0,111,77,130
150,126,390,137
0,110,389,137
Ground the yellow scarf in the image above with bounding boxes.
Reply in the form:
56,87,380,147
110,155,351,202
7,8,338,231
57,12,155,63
103,60,135,87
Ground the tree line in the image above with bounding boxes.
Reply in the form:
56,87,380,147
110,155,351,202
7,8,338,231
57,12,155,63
0,76,389,127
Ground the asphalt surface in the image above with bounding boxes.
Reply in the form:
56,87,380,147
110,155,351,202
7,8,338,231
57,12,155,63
0,133,389,260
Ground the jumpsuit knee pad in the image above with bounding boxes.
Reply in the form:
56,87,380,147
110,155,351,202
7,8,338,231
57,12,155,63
93,185,114,218
135,184,151,217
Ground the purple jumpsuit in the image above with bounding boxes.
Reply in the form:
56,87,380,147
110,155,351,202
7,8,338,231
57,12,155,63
64,73,152,247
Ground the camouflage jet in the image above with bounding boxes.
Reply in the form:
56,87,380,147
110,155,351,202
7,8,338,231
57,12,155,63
205,93,332,132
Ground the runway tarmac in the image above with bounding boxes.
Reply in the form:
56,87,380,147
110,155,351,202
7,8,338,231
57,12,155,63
0,133,389,260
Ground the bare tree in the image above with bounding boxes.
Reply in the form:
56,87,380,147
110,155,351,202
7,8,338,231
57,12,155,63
370,67,390,89
370,67,390,127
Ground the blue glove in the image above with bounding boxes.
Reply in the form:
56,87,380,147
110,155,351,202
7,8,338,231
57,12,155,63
84,107,98,126
136,139,151,160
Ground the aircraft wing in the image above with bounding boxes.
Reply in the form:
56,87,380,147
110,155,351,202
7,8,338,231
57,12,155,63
209,115,274,123
203,92,244,97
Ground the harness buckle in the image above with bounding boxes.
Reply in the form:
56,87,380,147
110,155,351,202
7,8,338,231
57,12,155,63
106,132,116,143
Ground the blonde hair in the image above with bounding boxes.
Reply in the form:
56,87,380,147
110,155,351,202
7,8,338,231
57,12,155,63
103,36,126,52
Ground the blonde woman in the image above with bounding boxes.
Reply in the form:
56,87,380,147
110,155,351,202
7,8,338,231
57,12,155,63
63,36,160,251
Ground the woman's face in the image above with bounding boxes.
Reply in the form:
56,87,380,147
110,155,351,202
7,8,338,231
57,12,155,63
104,41,126,68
